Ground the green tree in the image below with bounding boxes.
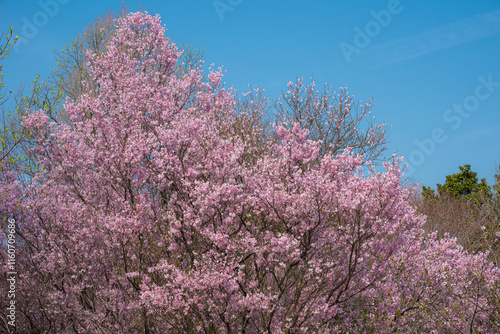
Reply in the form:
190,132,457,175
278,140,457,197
494,165,500,199
435,164,490,204
418,164,500,265
0,11,20,165
421,185,436,199
0,23,18,105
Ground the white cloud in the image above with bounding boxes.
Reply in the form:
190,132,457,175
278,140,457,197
364,10,500,67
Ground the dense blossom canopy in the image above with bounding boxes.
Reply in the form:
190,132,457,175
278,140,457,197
1,12,499,333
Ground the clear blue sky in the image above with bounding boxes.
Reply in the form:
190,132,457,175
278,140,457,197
1,0,500,189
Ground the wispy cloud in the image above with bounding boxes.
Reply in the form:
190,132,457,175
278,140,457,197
457,123,500,144
363,10,500,68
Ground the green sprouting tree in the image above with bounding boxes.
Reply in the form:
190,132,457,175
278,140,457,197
436,164,490,203
494,165,500,200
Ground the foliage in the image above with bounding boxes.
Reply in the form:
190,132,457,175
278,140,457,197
1,11,499,334
425,164,491,204
417,165,500,267
494,165,500,200
0,23,19,161
0,22,18,104
0,12,25,222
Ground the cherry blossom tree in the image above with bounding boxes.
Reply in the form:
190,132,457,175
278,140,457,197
275,78,389,163
2,11,500,333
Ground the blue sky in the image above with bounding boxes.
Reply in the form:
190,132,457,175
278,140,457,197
1,0,500,189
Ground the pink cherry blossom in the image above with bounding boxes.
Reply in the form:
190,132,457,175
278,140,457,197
1,11,499,333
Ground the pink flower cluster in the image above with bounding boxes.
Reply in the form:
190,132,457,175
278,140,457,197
1,11,499,333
